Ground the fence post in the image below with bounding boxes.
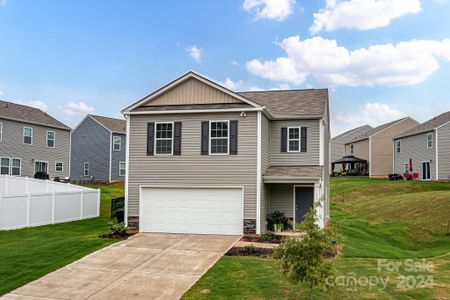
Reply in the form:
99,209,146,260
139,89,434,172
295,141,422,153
97,189,101,217
80,190,84,220
26,193,31,227
51,191,56,224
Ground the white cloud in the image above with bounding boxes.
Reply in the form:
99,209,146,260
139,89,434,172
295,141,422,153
243,0,295,21
222,77,262,91
15,100,48,112
186,46,203,63
246,36,450,87
60,102,94,115
0,0,7,7
332,102,405,136
0,90,4,97
310,0,421,33
231,60,240,66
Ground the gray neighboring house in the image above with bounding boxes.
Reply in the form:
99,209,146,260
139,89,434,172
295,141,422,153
122,71,330,235
330,124,372,173
0,100,71,179
393,111,450,181
71,115,126,183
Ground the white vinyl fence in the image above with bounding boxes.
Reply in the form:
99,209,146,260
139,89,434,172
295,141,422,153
0,175,100,230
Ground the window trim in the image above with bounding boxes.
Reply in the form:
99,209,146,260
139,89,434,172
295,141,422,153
209,120,230,155
403,163,409,174
396,140,401,153
55,161,64,172
154,122,174,155
427,133,433,149
119,161,126,177
11,158,21,176
46,130,55,148
34,160,49,174
113,135,121,151
83,162,90,177
350,144,354,154
287,127,301,153
23,126,33,145
0,157,10,175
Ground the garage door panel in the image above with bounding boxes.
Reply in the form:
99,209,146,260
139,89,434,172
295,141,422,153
141,187,243,235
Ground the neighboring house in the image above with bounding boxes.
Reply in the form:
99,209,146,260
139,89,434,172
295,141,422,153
330,124,372,173
0,100,71,179
393,111,450,181
344,117,419,178
71,115,126,183
122,71,330,235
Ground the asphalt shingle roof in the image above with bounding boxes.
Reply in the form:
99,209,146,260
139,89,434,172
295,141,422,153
0,100,71,130
347,118,409,143
90,115,126,134
264,166,323,178
331,124,372,141
396,111,450,139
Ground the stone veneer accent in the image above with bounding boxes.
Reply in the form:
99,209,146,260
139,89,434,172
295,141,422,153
243,219,256,234
127,216,139,229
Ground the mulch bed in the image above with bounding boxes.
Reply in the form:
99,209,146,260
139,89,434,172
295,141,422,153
99,230,137,239
240,235,284,244
225,247,274,258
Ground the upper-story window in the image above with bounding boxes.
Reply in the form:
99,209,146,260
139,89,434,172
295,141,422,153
427,133,433,149
113,136,121,151
155,122,173,155
83,162,90,176
0,122,3,142
350,144,354,154
210,121,229,154
288,127,300,152
23,127,33,144
47,131,55,148
396,140,401,153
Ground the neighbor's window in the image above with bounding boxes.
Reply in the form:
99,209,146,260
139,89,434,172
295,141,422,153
288,127,300,152
350,144,354,154
396,140,401,153
155,123,173,155
47,131,55,148
210,121,229,154
404,163,409,174
1,157,10,175
11,158,21,176
119,162,126,176
83,162,90,176
55,162,63,172
113,136,121,151
23,127,33,144
427,133,433,149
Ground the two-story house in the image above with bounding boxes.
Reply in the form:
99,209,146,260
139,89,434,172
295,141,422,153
344,117,419,178
393,111,450,181
0,100,71,179
122,72,330,235
71,114,126,183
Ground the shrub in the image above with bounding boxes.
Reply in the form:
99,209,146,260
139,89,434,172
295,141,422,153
243,244,256,254
107,221,127,235
260,231,276,242
270,211,286,224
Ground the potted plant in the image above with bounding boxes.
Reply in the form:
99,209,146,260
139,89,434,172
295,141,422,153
270,211,285,232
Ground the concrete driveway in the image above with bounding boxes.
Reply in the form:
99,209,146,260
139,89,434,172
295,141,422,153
3,233,240,300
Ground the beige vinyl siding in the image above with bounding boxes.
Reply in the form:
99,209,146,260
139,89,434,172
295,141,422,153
260,114,271,232
370,118,419,177
143,78,241,106
345,139,369,160
394,132,436,180
0,118,70,178
322,110,331,222
437,122,450,180
270,119,320,165
127,112,257,219
269,183,293,218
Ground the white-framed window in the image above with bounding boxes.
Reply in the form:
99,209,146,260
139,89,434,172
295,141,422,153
119,162,126,177
12,158,21,176
287,127,300,152
55,162,64,172
403,163,409,174
113,136,121,151
0,122,3,142
396,140,401,153
35,161,48,174
0,157,10,175
47,130,55,148
155,122,173,155
83,162,90,176
23,127,33,144
209,120,229,155
427,133,433,149
350,144,354,154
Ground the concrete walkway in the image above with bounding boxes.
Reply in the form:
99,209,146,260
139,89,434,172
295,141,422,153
3,233,240,300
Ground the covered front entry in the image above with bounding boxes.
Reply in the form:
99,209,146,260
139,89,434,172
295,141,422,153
140,186,243,235
294,186,315,223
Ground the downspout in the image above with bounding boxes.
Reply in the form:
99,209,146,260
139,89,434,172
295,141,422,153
109,132,112,183
435,129,439,180
256,111,262,234
124,115,130,227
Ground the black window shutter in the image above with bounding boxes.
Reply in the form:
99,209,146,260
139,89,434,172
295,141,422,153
201,121,209,155
230,120,238,155
147,122,155,156
281,127,287,152
301,127,307,152
173,122,182,155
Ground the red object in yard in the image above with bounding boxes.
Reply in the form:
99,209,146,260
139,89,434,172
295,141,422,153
409,158,413,172
413,173,419,179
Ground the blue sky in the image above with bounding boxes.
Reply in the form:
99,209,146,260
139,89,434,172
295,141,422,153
0,0,449,135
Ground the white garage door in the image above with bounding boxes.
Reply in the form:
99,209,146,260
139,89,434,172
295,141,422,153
140,187,243,235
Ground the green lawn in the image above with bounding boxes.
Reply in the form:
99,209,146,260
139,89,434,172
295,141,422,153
184,178,450,299
0,182,124,296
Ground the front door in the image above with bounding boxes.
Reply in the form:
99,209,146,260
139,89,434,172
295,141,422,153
422,162,430,180
295,186,315,224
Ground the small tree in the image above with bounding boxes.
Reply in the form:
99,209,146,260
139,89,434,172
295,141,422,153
274,205,341,300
